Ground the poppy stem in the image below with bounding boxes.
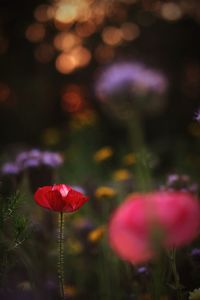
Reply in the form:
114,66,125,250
58,211,65,300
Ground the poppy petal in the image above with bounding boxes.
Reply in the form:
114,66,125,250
52,184,71,197
34,186,52,209
63,189,89,212
46,190,65,212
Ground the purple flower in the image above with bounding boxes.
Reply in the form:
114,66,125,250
136,266,148,275
166,174,179,185
164,173,198,194
24,158,40,168
95,62,168,101
42,151,63,167
1,162,21,175
191,248,200,257
0,162,22,197
16,149,63,169
194,108,200,122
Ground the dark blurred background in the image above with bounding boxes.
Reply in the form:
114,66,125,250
0,0,200,154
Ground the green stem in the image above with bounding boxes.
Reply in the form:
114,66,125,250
127,109,152,191
168,248,183,300
58,212,65,300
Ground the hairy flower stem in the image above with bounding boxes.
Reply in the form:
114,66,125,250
58,212,65,300
168,248,183,300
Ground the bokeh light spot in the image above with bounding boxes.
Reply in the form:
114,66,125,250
121,22,140,41
161,2,183,21
102,26,123,46
71,46,91,67
34,4,52,22
25,23,46,43
75,21,96,38
55,53,77,74
54,32,81,52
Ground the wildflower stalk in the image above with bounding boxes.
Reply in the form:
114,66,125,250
168,248,183,300
58,212,65,300
127,109,152,191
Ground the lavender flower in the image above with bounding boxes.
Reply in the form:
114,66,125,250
191,248,200,258
136,266,148,275
95,62,168,101
1,162,21,175
0,162,22,197
163,173,198,194
42,151,63,168
194,108,200,122
16,149,63,169
15,149,63,193
95,62,168,121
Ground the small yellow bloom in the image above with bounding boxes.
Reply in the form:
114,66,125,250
88,225,106,243
64,285,77,297
94,146,113,162
95,186,117,198
189,288,200,300
70,109,97,129
113,169,131,181
122,153,136,165
66,238,83,254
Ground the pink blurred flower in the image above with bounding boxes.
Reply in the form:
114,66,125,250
108,192,200,264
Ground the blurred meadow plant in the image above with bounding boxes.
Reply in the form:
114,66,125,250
95,62,168,192
0,192,29,289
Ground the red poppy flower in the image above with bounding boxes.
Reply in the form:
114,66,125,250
34,184,89,212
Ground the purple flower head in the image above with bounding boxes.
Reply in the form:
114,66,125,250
194,108,200,122
95,62,168,101
136,266,148,275
42,151,63,167
16,149,63,169
190,248,200,258
24,158,40,168
28,149,42,158
16,151,29,164
16,149,41,168
164,173,198,194
1,162,21,175
166,174,179,185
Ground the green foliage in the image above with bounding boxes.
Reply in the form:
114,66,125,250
0,192,29,285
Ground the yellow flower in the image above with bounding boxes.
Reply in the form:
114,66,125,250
122,153,136,165
95,186,117,198
94,146,113,162
66,238,83,254
189,288,200,300
113,169,131,181
88,225,106,243
64,285,77,297
70,109,97,129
